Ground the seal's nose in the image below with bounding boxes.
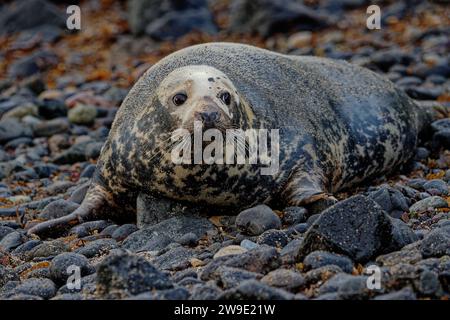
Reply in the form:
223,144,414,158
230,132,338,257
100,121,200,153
198,110,219,125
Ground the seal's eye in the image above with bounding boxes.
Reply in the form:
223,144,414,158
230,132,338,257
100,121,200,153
172,93,187,106
219,91,231,105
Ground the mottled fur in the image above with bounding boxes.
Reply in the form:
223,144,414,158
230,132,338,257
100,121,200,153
29,43,433,238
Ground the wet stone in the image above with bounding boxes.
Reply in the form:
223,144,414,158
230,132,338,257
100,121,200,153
261,269,305,292
49,252,94,285
297,195,393,263
70,220,113,237
201,246,281,281
419,226,450,258
409,196,448,213
25,240,69,261
152,246,194,271
235,205,281,236
38,199,79,220
282,207,307,225
256,229,289,248
111,224,138,242
219,280,294,300
0,231,26,252
75,238,118,258
8,278,57,300
214,266,262,289
96,252,173,298
303,251,354,273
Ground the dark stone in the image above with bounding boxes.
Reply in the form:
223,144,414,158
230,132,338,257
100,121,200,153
219,279,293,300
0,0,65,35
228,0,331,38
280,238,303,264
5,137,33,149
75,238,118,258
297,195,393,262
57,273,97,295
128,0,212,35
33,163,59,178
136,193,201,227
190,283,222,300
11,240,42,257
99,224,119,237
261,268,305,292
414,147,430,161
387,218,419,251
25,240,69,261
68,182,89,204
5,294,43,300
80,164,96,179
418,270,441,296
129,287,190,300
289,223,309,234
37,99,67,119
432,130,450,150
282,206,307,225
256,229,288,248
177,232,199,247
53,141,94,164
0,231,26,252
145,8,217,41
423,179,449,196
0,119,32,144
123,215,213,252
409,196,448,213
303,251,354,273
96,252,173,298
9,278,57,299
375,248,422,267
374,286,416,300
405,86,443,100
84,142,104,160
9,50,58,79
38,199,79,220
213,266,262,289
318,273,355,295
369,49,414,72
153,246,194,271
201,246,281,281
368,186,409,216
431,118,450,133
51,293,83,300
33,118,69,137
111,224,138,242
336,276,371,300
236,204,281,236
0,265,19,287
49,253,93,285
395,76,422,87
0,226,15,241
420,226,450,258
70,220,113,238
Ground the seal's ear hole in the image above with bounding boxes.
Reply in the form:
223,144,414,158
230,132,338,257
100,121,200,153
172,92,187,106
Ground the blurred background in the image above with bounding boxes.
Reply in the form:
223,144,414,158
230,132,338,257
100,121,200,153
0,0,448,93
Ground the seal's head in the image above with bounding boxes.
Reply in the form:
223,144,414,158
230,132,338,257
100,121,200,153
156,65,242,133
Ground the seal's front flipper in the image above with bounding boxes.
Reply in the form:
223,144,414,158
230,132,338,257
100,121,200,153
27,184,112,239
283,170,336,209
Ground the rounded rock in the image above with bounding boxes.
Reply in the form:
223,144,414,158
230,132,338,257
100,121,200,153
235,205,281,236
49,252,93,285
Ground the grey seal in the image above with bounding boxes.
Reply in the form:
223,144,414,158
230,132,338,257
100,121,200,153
28,42,442,237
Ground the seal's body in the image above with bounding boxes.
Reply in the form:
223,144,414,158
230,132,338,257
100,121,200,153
29,43,434,237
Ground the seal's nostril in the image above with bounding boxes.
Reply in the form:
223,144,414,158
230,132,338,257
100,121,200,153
200,111,219,123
